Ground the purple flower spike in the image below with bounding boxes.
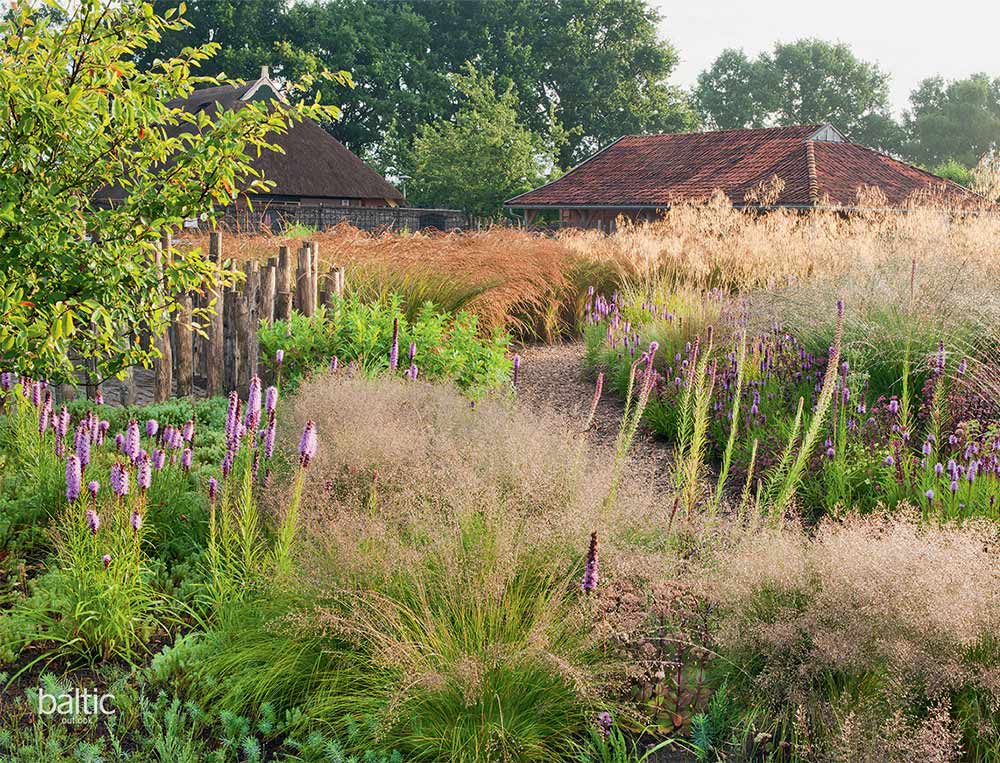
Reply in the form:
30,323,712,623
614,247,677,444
265,386,278,416
137,454,152,492
86,509,100,535
264,419,276,459
596,711,613,738
246,376,262,430
153,448,166,470
329,356,339,372
208,477,218,503
102,554,111,569
125,420,140,459
275,349,284,365
299,420,317,468
581,531,599,593
146,419,159,438
389,317,400,370
110,462,129,497
66,455,82,503
38,400,51,436
407,363,418,381
75,424,91,469
181,419,195,442
130,510,142,534
512,354,521,387
115,433,125,452
884,455,895,466
925,489,934,500
88,480,99,499
95,391,103,405
408,342,416,362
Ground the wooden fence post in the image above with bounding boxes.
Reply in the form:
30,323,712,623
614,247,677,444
307,240,320,309
296,245,314,316
244,260,260,383
153,232,173,402
206,231,224,396
260,257,276,325
224,284,239,393
276,245,292,321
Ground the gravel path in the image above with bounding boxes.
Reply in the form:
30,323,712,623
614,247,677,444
513,341,674,477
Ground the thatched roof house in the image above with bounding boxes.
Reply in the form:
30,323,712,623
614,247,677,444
100,67,403,209
506,124,984,229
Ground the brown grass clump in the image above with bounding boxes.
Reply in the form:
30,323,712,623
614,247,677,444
699,511,1000,760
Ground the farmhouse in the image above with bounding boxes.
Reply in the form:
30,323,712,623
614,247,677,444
506,124,983,229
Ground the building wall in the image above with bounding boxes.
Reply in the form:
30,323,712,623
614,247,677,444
551,208,663,230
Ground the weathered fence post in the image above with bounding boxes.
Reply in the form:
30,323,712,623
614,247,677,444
243,260,260,384
276,245,292,321
296,245,315,316
307,240,320,309
224,283,239,393
260,257,276,325
206,231,225,396
153,231,173,402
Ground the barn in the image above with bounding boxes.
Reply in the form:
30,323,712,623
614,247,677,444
505,124,983,229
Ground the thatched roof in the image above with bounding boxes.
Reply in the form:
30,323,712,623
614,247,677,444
100,68,403,203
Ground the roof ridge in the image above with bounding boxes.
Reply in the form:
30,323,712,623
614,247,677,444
806,141,819,205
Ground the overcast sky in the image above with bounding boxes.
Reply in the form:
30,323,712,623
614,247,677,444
655,0,1000,117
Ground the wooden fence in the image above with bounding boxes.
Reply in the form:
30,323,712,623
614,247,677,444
107,231,343,405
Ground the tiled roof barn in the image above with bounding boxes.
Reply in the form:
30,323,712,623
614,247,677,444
506,124,984,228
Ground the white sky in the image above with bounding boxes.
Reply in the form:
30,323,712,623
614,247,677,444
655,0,1000,117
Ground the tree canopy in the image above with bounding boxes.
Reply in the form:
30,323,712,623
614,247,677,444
407,66,562,218
140,0,696,173
904,74,1000,168
695,40,903,152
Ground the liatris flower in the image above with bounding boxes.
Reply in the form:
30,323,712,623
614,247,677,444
125,419,140,459
97,420,109,445
950,479,959,494
406,363,418,381
169,427,184,450
145,419,159,438
95,391,103,405
137,454,152,492
888,398,899,415
130,510,142,534
275,348,284,366
596,711,613,738
299,421,317,468
66,455,82,502
75,423,91,469
246,376,262,430
88,480,99,499
934,462,944,475
115,432,125,451
181,448,193,471
922,441,933,456
329,356,338,372
221,449,234,478
581,531,599,593
110,462,129,497
389,317,400,370
957,358,967,375
512,354,521,387
86,508,100,535
30,381,42,406
208,477,218,503
153,448,166,470
181,419,194,442
38,398,51,436
225,390,240,442
264,417,276,459
0,372,11,391
265,386,278,416
925,489,934,500
884,455,895,466
408,342,416,362
102,554,111,569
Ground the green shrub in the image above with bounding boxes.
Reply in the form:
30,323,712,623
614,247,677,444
258,294,512,396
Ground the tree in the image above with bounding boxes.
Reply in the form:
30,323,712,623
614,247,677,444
0,0,340,382
695,49,770,129
903,74,1000,168
138,0,696,171
407,67,561,217
695,40,904,152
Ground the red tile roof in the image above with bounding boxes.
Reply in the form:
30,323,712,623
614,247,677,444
506,125,982,209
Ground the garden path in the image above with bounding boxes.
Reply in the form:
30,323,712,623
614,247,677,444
513,341,674,480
